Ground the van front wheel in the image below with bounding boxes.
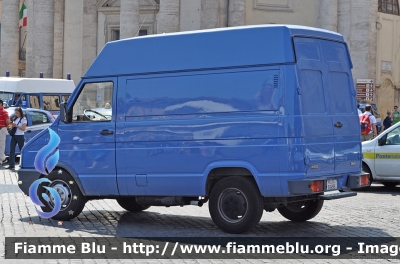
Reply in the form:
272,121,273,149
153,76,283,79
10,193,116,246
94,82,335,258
38,169,87,221
116,198,150,212
209,176,264,234
278,199,324,222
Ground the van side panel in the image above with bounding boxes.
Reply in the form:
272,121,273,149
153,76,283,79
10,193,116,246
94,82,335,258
277,65,306,195
116,67,284,196
86,27,295,77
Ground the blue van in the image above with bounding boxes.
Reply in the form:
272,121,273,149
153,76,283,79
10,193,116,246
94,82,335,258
18,25,369,234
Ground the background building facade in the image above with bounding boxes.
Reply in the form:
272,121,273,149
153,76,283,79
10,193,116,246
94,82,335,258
0,0,398,117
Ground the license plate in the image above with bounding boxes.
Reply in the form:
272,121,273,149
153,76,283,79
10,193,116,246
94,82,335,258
326,180,337,191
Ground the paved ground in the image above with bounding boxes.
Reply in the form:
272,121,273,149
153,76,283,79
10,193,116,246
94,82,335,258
1,166,400,263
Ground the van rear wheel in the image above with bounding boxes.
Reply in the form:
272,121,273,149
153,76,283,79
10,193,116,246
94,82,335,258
278,199,323,222
117,198,150,212
209,176,264,234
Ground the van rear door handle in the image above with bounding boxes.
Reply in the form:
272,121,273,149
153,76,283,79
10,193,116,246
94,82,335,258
100,130,114,136
334,122,343,128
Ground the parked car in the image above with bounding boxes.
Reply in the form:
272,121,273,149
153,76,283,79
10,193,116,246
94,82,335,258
360,122,400,189
4,107,55,156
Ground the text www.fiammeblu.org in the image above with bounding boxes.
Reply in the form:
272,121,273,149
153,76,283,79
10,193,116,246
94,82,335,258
122,242,400,257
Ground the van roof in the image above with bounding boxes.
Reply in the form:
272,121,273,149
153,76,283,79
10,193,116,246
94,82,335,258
85,25,345,78
0,78,75,94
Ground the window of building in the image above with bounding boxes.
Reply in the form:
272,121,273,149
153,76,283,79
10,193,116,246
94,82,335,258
111,29,147,41
379,0,400,15
111,29,120,41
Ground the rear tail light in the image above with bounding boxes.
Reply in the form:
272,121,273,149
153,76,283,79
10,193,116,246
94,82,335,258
310,180,324,192
360,174,369,186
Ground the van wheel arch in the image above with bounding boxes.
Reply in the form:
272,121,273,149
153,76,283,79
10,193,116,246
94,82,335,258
350,162,373,191
362,162,373,181
206,167,258,196
39,165,87,197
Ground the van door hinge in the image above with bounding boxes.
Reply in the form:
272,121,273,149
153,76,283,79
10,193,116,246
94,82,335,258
297,87,302,95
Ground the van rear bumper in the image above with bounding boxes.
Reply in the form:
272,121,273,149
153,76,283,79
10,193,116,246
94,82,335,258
288,172,369,195
17,168,41,196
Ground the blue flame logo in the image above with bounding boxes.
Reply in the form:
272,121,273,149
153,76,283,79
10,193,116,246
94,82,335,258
29,128,62,218
34,128,60,175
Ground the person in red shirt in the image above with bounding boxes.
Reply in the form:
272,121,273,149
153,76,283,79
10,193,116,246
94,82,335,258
0,100,10,165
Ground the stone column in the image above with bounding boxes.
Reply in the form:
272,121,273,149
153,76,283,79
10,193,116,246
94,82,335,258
316,0,338,32
82,0,98,74
26,0,35,77
228,0,246,27
218,0,228,28
337,0,351,43
367,0,378,81
157,0,180,34
349,0,377,82
120,0,140,39
0,0,20,76
33,0,55,78
53,0,65,79
201,0,228,29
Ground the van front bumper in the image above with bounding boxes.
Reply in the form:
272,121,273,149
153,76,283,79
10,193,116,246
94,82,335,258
17,168,41,196
288,172,370,195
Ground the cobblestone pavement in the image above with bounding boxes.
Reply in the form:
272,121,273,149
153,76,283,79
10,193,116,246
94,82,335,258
1,167,400,264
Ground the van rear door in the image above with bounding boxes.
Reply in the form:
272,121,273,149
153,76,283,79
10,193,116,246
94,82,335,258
294,37,359,176
294,37,335,176
321,40,360,173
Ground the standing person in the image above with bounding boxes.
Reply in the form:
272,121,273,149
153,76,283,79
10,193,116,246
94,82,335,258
360,105,377,141
382,111,392,132
6,108,27,170
393,106,400,125
0,100,10,165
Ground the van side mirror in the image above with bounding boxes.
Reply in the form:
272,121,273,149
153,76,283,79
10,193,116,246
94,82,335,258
378,136,387,146
59,102,70,123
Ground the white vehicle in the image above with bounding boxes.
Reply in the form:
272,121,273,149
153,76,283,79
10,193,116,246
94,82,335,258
361,122,400,188
0,77,75,115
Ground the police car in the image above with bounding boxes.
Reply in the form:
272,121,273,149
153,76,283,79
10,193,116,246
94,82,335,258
361,122,400,188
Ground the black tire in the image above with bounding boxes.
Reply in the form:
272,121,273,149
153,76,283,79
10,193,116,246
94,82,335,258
350,163,372,191
383,182,399,188
278,199,324,222
209,176,264,234
116,198,150,212
38,168,87,220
